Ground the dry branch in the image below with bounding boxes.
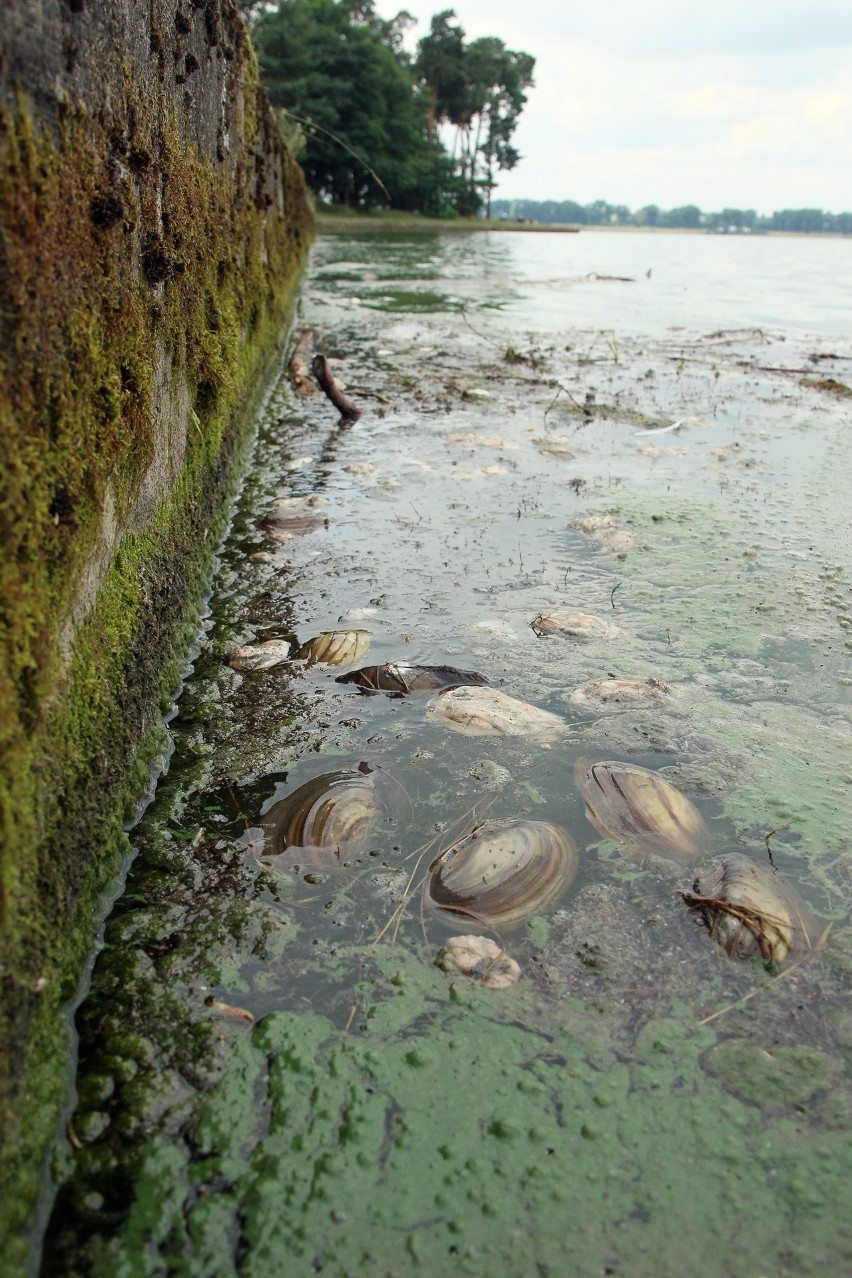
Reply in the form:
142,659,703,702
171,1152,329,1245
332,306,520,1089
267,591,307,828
288,327,319,395
312,353,362,421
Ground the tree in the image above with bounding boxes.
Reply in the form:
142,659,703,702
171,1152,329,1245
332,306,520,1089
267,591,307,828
253,0,439,209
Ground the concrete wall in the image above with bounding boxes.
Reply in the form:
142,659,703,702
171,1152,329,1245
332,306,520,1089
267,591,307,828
0,2,313,1262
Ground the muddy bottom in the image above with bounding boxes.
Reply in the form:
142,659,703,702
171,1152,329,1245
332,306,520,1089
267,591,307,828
43,233,851,1277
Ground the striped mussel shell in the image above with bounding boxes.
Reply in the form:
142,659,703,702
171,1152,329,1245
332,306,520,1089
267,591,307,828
683,854,816,965
298,630,370,667
575,759,705,861
427,819,579,929
426,685,569,742
336,663,488,694
261,765,392,863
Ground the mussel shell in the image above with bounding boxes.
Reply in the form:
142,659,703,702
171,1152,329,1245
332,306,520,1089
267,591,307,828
261,766,391,863
426,685,569,741
228,638,292,671
427,819,578,929
298,630,370,667
531,611,618,640
576,759,705,860
435,935,521,989
336,663,488,694
566,678,670,709
685,854,816,964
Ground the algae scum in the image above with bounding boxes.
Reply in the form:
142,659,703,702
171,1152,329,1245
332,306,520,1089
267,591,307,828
45,234,851,1276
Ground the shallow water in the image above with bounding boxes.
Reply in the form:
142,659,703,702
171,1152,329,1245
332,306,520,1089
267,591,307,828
43,231,851,1276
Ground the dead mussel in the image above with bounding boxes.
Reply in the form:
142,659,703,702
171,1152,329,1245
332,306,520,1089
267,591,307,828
683,853,817,965
566,677,671,709
298,630,370,667
427,685,569,742
531,611,619,640
336,663,488,695
576,759,705,861
427,818,579,929
261,764,396,866
435,935,521,989
228,638,292,672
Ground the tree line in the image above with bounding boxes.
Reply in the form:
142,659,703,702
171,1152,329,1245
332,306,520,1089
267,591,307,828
492,199,852,235
241,2,534,217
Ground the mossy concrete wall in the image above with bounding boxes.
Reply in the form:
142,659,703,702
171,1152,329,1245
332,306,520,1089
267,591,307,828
0,0,312,1257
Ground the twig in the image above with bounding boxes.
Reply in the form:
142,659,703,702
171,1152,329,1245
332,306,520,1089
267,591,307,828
312,354,362,421
610,582,621,609
288,327,319,395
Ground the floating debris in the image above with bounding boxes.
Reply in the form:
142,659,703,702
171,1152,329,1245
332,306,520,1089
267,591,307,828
427,686,569,741
576,759,705,861
227,638,292,672
435,935,521,989
261,765,394,864
204,998,254,1025
683,854,817,964
566,677,671,709
531,610,619,640
428,819,578,929
336,663,488,694
568,513,636,556
298,630,370,668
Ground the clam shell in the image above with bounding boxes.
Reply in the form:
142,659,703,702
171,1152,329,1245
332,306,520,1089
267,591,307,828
427,819,579,929
228,638,292,672
684,854,816,964
566,678,670,709
298,630,370,667
258,512,326,538
427,686,569,741
576,759,705,860
261,766,390,863
531,611,619,640
336,663,488,694
435,936,521,989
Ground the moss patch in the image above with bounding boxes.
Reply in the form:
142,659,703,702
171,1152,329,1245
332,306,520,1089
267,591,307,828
0,41,312,1268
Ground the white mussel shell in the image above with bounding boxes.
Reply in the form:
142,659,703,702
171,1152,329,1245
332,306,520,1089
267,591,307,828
228,639,292,671
531,611,619,640
576,759,705,861
427,819,579,929
426,686,569,741
261,766,391,864
298,630,370,667
566,678,670,709
684,854,816,965
435,935,521,989
569,514,636,556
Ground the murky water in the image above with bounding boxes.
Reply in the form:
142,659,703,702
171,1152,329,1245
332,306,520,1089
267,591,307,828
43,231,851,1276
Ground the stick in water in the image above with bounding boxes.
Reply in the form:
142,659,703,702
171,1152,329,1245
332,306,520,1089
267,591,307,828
312,353,362,421
289,327,318,395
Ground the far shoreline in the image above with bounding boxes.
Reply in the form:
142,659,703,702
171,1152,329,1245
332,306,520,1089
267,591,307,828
315,211,849,240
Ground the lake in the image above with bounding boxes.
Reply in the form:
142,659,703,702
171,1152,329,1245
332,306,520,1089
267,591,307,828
42,229,851,1277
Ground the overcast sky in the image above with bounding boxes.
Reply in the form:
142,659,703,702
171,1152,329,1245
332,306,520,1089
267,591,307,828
374,0,852,212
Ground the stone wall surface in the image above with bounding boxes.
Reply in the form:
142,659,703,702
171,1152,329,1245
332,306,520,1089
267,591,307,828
0,1,312,1264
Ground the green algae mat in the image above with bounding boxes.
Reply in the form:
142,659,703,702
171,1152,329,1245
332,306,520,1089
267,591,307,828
42,233,851,1276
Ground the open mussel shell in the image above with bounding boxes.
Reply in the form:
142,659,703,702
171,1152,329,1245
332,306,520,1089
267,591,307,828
228,638,292,671
427,685,569,741
336,663,488,694
575,759,705,860
683,854,817,965
261,765,396,866
427,819,579,930
297,630,370,667
531,610,619,640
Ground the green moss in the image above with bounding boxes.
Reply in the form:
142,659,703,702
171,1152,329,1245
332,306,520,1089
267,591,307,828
0,44,313,1267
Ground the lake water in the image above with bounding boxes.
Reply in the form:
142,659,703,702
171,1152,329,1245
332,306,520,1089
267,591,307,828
42,229,851,1277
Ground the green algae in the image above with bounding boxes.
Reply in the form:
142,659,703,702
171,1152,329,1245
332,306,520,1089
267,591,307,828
45,947,852,1277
